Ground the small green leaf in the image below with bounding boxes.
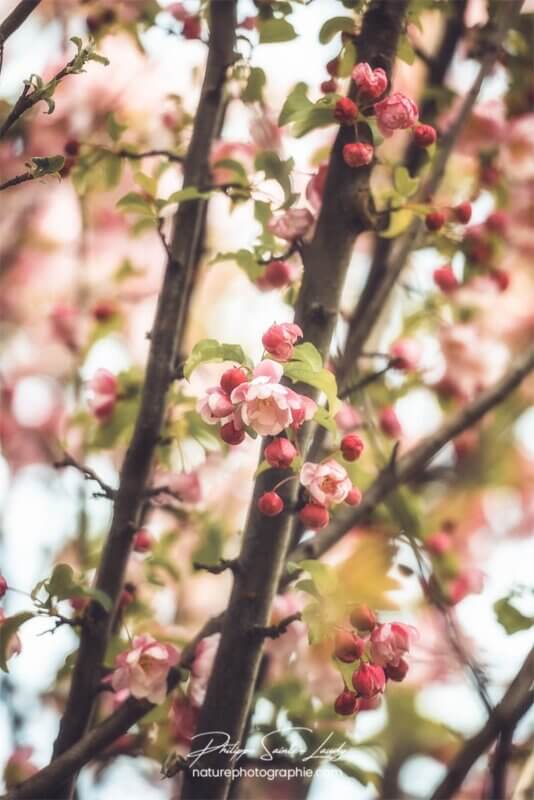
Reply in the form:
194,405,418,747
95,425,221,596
314,406,338,435
117,192,155,216
212,250,263,281
134,172,158,197
299,560,338,596
0,612,34,673
254,151,294,209
106,112,126,143
284,362,340,412
494,598,534,635
393,166,419,198
211,159,249,187
279,82,312,127
83,587,112,612
183,339,251,380
398,35,416,65
242,67,266,103
29,155,65,177
291,342,323,372
259,18,297,44
379,208,414,238
166,186,211,204
338,40,357,78
318,16,355,44
46,564,76,599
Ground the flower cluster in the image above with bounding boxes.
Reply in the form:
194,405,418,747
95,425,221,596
333,606,418,716
111,634,179,704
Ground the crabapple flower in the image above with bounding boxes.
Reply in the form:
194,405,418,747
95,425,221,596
369,622,418,667
87,369,118,420
0,575,7,598
352,663,386,697
49,303,79,350
300,459,352,506
267,208,314,242
334,690,358,715
390,338,421,371
264,437,297,468
197,387,234,424
262,323,303,361
298,503,329,529
231,360,316,436
352,63,388,100
343,142,374,168
374,92,418,137
111,634,179,704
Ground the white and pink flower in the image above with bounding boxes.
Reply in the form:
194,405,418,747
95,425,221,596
231,360,316,437
87,369,118,420
374,92,418,137
267,208,314,242
197,386,234,424
299,459,352,507
369,622,418,667
111,634,179,704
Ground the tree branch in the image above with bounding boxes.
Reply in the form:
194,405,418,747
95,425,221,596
0,171,33,191
54,453,116,500
0,0,41,48
47,4,237,798
180,4,409,799
429,646,534,800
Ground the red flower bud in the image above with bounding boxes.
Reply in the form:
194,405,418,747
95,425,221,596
133,528,153,553
220,421,245,446
298,503,329,530
264,438,297,469
261,260,292,290
334,629,365,663
0,575,8,598
334,689,358,716
320,79,337,94
92,300,117,321
69,596,88,612
481,165,500,186
352,663,386,697
345,487,362,506
326,57,340,77
433,266,459,293
341,433,364,461
64,139,80,157
343,142,374,168
220,367,248,395
489,268,510,292
334,97,359,125
413,124,436,147
453,202,472,224
182,16,201,40
119,585,136,609
258,492,284,516
385,658,409,682
425,210,446,231
355,694,382,711
425,531,452,556
350,604,377,632
379,406,402,439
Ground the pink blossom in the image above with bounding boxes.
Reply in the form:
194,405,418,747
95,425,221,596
335,403,363,433
112,634,179,704
352,663,386,697
49,303,79,350
210,140,255,185
87,369,119,420
0,609,22,661
197,386,234,424
152,470,202,504
267,208,314,242
352,62,388,100
300,459,352,507
449,568,484,604
231,360,316,436
188,633,220,707
262,323,303,361
169,695,199,745
500,113,534,180
390,338,421,371
369,622,418,667
250,111,282,151
374,92,418,137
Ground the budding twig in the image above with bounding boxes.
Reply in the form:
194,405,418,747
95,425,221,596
54,453,116,500
250,612,302,641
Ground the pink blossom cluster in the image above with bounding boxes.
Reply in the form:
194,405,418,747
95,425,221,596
111,634,179,704
333,606,418,716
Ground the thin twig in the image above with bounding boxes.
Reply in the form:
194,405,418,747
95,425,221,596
250,612,302,640
54,454,116,500
193,559,241,576
115,148,184,163
0,171,33,191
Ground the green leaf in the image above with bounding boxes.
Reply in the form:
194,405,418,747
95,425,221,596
338,40,357,78
0,612,34,673
183,339,251,380
117,192,155,217
254,151,294,209
319,16,355,44
166,186,211,204
379,208,414,238
279,82,312,127
291,342,323,372
494,598,534,635
83,587,112,612
212,249,263,281
314,406,338,435
29,155,65,177
46,564,76,599
284,362,340,412
259,18,297,44
211,159,249,187
242,67,266,103
398,35,416,65
299,559,338,596
134,172,158,197
292,95,340,138
106,112,126,143
393,166,419,198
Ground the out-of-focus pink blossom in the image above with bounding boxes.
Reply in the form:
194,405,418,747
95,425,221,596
379,406,402,438
374,92,418,137
210,141,255,185
87,369,119,420
261,323,303,361
152,470,202,504
335,403,363,433
352,663,386,697
112,634,179,704
499,113,534,180
369,622,418,667
390,338,421,371
250,111,282,152
449,568,484,604
267,208,314,242
439,324,508,400
231,360,316,436
169,694,199,745
300,459,352,507
49,303,79,351
188,633,220,707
